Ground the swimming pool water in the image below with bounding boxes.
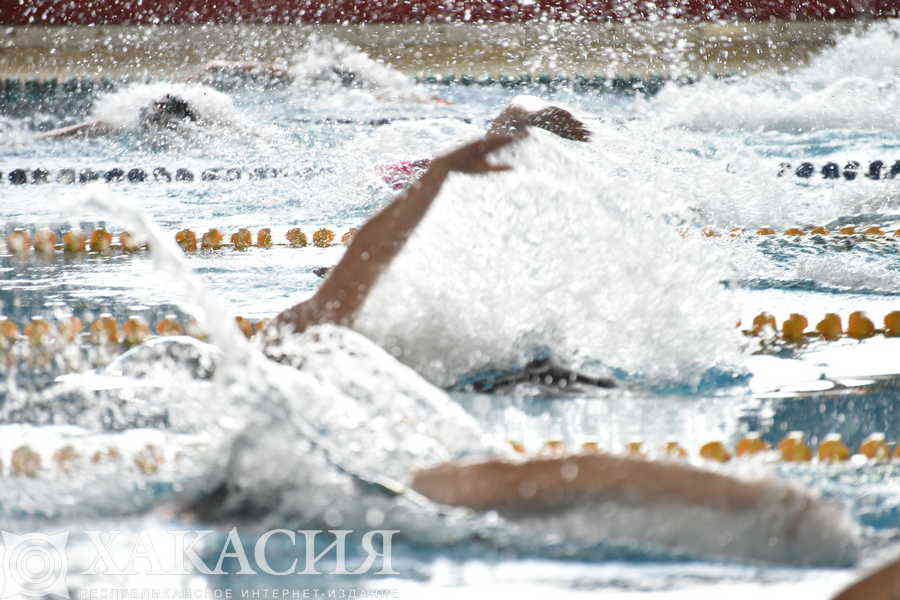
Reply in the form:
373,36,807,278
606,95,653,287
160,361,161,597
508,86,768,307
0,22,899,599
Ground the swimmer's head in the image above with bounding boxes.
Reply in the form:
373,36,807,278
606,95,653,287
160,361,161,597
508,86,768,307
331,68,361,88
139,94,199,130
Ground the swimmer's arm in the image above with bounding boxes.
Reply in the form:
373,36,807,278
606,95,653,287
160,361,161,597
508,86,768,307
268,134,521,336
831,555,900,600
411,453,807,514
34,121,112,140
488,102,591,142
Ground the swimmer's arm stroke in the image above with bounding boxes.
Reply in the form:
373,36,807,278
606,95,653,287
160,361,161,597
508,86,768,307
34,120,113,140
488,102,591,142
267,132,523,338
410,453,804,514
831,554,900,600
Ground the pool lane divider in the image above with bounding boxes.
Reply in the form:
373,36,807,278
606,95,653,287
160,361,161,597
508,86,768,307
780,160,900,180
0,314,268,348
697,225,900,238
513,432,900,464
743,311,900,344
2,308,899,363
1,166,300,185
0,74,698,108
0,430,897,480
2,226,358,259
174,227,357,251
2,442,172,478
5,223,900,262
5,228,146,255
3,161,898,186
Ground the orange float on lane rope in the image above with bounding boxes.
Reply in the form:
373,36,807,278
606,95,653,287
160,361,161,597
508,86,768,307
34,229,57,254
157,315,185,336
6,230,32,256
735,435,770,457
313,228,335,248
11,445,41,477
175,229,197,252
286,228,308,247
123,317,151,346
201,229,224,250
234,316,255,338
120,231,141,252
58,316,83,343
541,440,566,457
63,231,86,253
24,318,51,346
0,317,19,346
847,311,876,340
884,312,900,337
134,444,164,475
699,441,731,462
232,228,252,250
781,313,808,344
341,228,358,245
53,445,80,474
508,440,526,454
90,229,112,252
581,442,601,454
663,441,688,459
818,435,850,463
779,432,813,462
626,441,646,458
752,312,777,336
257,228,273,248
858,434,890,461
90,314,120,344
91,447,122,464
816,313,843,341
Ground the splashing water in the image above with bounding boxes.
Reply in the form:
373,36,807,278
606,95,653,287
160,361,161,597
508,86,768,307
640,21,900,133
288,35,431,104
3,20,900,595
355,129,745,388
47,189,508,514
90,82,239,130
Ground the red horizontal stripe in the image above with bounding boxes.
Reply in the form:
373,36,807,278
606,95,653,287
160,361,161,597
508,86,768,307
3,0,898,25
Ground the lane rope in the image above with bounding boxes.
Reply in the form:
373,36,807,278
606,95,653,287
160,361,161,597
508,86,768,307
1,226,357,258
1,430,896,481
1,166,306,185
2,442,173,478
743,311,900,343
695,225,900,238
512,432,900,464
779,160,900,181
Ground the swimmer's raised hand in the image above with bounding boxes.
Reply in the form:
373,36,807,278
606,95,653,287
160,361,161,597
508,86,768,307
488,100,591,142
530,106,591,142
268,132,525,340
430,133,522,175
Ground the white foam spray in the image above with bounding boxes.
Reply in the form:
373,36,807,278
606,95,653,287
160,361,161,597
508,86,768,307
354,129,745,388
90,82,239,130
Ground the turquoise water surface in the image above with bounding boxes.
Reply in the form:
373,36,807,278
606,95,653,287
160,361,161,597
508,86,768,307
0,24,899,599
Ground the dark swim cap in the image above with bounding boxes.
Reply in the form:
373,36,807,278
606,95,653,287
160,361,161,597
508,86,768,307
139,94,199,129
